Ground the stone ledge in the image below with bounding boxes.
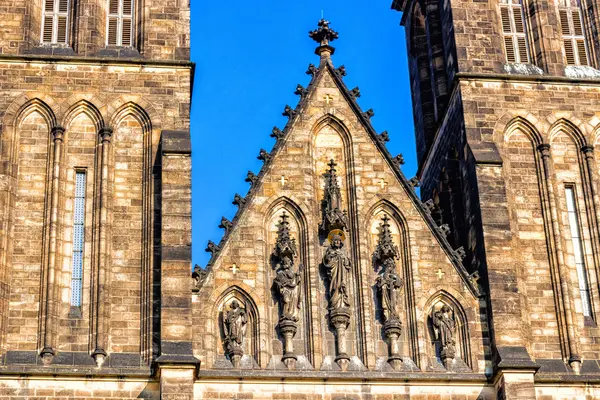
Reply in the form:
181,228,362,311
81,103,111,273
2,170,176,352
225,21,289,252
0,53,193,68
197,369,489,382
0,364,151,378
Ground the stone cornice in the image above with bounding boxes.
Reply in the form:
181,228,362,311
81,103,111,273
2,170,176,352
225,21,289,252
0,53,194,68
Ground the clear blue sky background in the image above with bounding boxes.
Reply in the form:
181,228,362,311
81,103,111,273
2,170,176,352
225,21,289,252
190,1,415,267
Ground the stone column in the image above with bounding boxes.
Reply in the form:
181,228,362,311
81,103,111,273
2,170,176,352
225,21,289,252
39,126,64,364
156,130,199,394
91,127,112,367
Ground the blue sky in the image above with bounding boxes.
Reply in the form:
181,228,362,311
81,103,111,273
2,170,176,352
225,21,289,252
190,1,414,267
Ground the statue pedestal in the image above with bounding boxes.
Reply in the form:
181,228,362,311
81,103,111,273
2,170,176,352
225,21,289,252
279,318,298,370
384,319,402,370
440,345,456,369
228,346,244,368
330,307,351,371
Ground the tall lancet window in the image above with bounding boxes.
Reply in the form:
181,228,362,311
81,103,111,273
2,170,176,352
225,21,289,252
500,0,530,63
559,0,589,66
42,0,70,44
70,171,86,307
565,186,593,317
107,0,134,46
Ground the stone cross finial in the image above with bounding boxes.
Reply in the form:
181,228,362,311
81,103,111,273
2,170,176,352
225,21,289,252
309,19,339,48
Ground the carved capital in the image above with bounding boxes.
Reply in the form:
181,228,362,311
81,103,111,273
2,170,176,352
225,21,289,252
51,126,65,142
99,127,113,143
537,143,551,158
582,144,594,159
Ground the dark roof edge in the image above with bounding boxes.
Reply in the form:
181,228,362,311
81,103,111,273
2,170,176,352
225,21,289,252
0,53,194,68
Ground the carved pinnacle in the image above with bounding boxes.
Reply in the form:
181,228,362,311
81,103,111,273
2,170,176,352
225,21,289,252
438,224,450,237
335,65,347,77
454,246,467,261
258,148,272,163
294,84,309,99
350,87,361,98
362,108,375,120
423,199,435,214
232,193,247,208
377,131,390,144
245,171,258,187
393,154,405,168
282,105,297,120
270,127,285,140
306,63,319,76
219,217,233,234
205,240,220,256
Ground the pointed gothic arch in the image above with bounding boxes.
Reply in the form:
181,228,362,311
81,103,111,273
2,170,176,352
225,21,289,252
62,100,105,134
424,289,472,369
263,196,314,364
212,285,261,366
363,199,419,366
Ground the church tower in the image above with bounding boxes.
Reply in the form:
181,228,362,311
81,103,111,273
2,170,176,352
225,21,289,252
0,1,197,398
393,0,600,397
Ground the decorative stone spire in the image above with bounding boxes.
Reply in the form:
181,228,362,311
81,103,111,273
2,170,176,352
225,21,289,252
309,19,339,59
273,212,297,261
320,159,348,234
373,215,400,264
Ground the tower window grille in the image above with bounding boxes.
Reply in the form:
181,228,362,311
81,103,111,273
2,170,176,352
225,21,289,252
107,0,135,46
565,186,593,318
559,0,589,66
500,0,530,63
42,0,70,44
70,171,86,307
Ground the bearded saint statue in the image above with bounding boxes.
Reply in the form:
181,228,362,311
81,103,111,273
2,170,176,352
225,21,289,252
323,233,351,310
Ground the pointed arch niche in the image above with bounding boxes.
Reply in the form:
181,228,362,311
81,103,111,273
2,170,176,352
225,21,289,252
213,286,260,367
550,122,599,328
4,101,55,352
365,201,418,365
311,115,365,363
264,198,314,364
106,103,156,360
56,106,102,352
424,291,472,370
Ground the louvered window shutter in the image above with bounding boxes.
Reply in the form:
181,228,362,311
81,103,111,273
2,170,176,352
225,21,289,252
559,0,590,66
42,0,70,44
499,0,530,63
107,0,135,47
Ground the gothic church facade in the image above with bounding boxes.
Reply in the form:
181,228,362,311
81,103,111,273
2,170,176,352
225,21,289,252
0,1,600,400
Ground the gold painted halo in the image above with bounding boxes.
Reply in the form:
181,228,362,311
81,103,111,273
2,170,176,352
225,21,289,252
327,229,346,242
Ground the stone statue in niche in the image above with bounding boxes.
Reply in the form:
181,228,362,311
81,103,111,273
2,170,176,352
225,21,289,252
432,304,457,368
322,230,352,370
376,258,403,322
274,256,302,321
272,211,303,369
223,299,247,368
373,215,403,369
323,232,351,310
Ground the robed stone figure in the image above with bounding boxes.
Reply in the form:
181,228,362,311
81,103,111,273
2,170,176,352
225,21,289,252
323,233,351,310
274,256,302,321
223,300,247,356
432,304,457,364
376,258,403,322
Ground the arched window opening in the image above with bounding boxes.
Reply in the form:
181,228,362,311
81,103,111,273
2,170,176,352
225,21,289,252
559,0,589,66
42,0,70,44
564,185,593,318
107,0,135,46
500,0,530,63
